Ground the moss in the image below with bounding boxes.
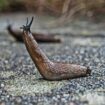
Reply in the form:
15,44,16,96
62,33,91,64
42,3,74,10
4,71,67,96
0,71,15,78
0,0,9,11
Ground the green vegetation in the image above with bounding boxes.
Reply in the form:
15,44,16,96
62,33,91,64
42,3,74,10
0,0,105,19
1,71,67,96
0,0,9,11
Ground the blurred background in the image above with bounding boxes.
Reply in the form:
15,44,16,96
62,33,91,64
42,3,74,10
0,0,105,38
1,0,105,23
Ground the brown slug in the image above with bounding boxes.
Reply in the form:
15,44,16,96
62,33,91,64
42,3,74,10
7,24,61,43
21,17,91,81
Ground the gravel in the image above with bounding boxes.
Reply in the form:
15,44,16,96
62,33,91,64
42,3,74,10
0,14,105,105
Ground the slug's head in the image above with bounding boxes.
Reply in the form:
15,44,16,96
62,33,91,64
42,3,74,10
21,17,34,32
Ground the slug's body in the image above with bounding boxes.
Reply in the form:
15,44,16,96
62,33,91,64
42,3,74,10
22,17,91,80
7,24,61,43
7,24,23,42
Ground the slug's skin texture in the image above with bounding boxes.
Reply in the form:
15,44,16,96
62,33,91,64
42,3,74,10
21,17,91,81
7,24,61,43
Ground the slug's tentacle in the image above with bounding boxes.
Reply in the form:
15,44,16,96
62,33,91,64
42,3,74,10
28,17,34,28
26,17,28,26
21,17,34,32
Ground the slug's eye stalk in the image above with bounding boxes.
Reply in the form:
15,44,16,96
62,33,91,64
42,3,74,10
20,17,34,32
26,17,29,26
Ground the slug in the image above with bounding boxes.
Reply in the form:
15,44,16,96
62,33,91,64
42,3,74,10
7,24,61,43
21,17,91,81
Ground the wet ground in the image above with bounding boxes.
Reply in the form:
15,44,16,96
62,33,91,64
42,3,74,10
0,13,105,105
